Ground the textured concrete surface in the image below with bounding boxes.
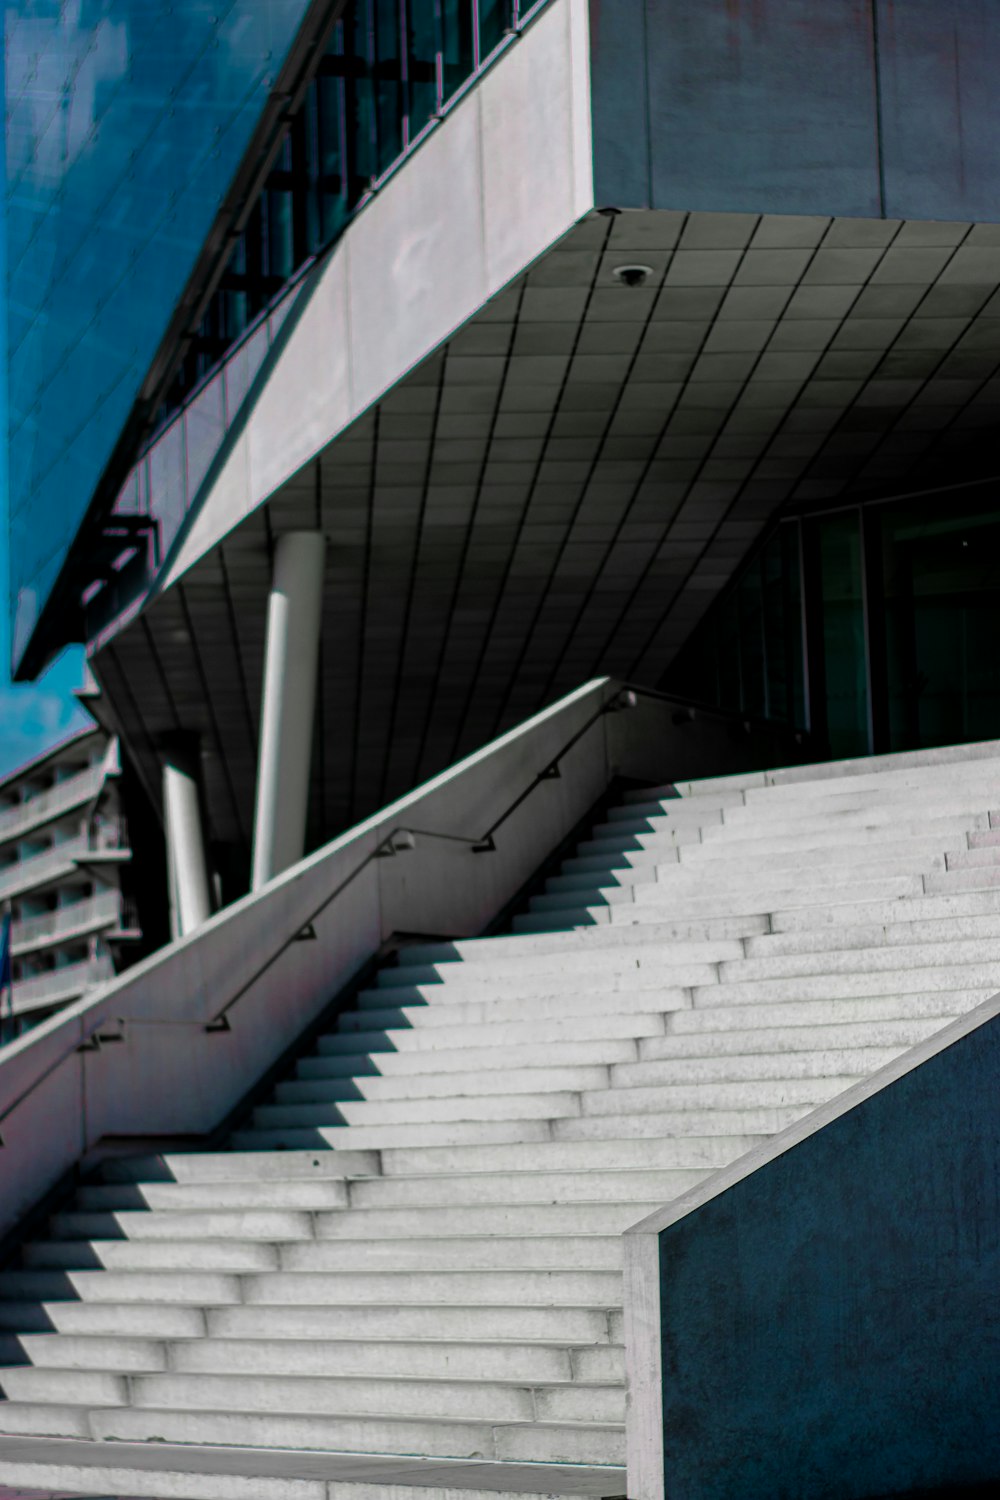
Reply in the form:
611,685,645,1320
0,1438,627,1498
644,1003,1000,1500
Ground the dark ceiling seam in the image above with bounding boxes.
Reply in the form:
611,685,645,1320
410,283,528,784
442,212,618,768
626,222,978,678
376,351,450,809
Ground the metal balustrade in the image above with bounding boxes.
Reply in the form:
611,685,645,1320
10,957,115,1016
0,825,130,902
11,891,125,954
0,765,108,843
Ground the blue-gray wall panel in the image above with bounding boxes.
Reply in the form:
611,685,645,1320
640,0,881,218
876,0,1000,222
658,1014,1000,1499
590,0,650,209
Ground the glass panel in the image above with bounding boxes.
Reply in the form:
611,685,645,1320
406,0,440,140
881,493,1000,751
662,523,805,728
479,0,511,61
440,0,474,101
5,0,314,671
184,372,227,503
817,510,869,759
375,0,404,173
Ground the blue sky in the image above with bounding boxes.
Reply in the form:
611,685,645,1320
1,162,91,779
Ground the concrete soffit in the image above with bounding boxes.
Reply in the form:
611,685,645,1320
161,0,596,593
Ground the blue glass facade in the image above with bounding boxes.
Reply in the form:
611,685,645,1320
5,0,313,670
6,0,535,675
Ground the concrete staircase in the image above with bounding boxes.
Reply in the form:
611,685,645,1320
4,743,1000,1487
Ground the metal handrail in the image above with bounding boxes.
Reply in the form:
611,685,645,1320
0,685,804,1140
201,686,640,1032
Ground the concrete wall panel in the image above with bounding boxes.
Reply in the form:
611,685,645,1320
640,0,881,218
590,0,649,209
625,996,1000,1500
876,0,1000,223
162,0,594,592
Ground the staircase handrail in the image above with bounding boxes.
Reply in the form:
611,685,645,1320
0,680,805,1175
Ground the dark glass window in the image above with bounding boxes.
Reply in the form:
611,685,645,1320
664,524,805,729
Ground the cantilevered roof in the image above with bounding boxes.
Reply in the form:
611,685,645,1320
94,206,1000,872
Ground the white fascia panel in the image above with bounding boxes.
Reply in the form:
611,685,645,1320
162,0,594,591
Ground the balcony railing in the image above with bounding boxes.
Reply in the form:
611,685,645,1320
0,824,130,902
0,762,114,843
12,891,126,955
11,956,115,1016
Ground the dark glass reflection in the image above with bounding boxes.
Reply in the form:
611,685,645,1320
664,523,806,728
5,0,313,668
8,0,530,671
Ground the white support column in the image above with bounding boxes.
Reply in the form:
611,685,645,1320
161,740,212,937
251,530,327,891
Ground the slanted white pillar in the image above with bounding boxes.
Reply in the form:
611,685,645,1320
251,530,327,891
161,739,212,937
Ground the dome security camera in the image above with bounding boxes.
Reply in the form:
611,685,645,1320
612,264,653,288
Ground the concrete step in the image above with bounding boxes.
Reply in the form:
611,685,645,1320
718,935,1000,982
297,1036,641,1079
0,1438,629,1500
0,1332,168,1371
635,856,943,895
0,1402,92,1437
551,1106,807,1140
725,798,998,833
229,1120,561,1152
85,1405,628,1466
769,887,1000,931
120,1371,625,1426
0,1270,242,1305
527,868,930,917
334,1166,708,1209
20,1241,280,1274
945,846,1000,868
46,1209,320,1243
703,806,991,842
738,754,1000,802
320,1011,670,1055
238,1272,620,1308
393,914,769,966
747,910,1000,956
361,965,718,1003
510,875,926,931
276,1064,614,1106
335,987,693,1031
208,1302,625,1344
693,963,1000,1007
279,1235,626,1273
606,794,734,819
250,1094,584,1131
610,1048,902,1088
377,940,741,986
638,1016,949,1058
679,834,965,868
577,1075,858,1116
98,1151,380,1184
0,1366,126,1407
74,1180,352,1212
0,1301,209,1338
172,1335,625,1383
378,1133,761,1177
666,991,981,1035
310,1202,660,1239
925,865,1000,893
